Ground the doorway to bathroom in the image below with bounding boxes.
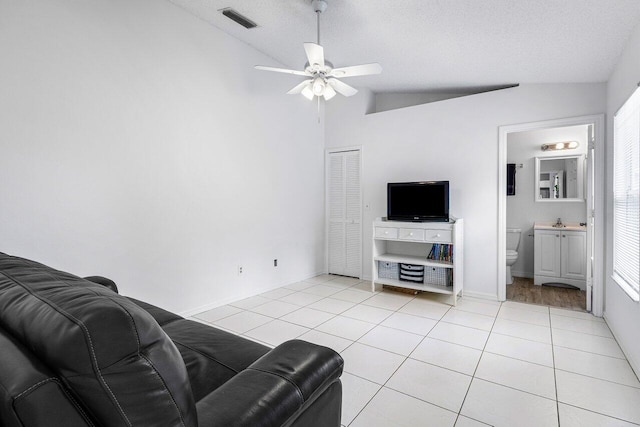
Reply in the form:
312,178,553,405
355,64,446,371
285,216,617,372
498,115,604,316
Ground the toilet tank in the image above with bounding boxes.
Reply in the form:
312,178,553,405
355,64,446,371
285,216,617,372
506,228,522,251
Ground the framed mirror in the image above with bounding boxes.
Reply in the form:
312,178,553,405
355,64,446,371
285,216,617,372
535,155,585,202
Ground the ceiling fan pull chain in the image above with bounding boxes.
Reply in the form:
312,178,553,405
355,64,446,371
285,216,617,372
317,11,321,45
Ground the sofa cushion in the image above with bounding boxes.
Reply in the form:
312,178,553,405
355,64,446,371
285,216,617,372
0,253,196,427
162,318,270,401
0,325,92,427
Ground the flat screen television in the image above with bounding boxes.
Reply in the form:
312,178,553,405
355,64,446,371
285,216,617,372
387,181,449,222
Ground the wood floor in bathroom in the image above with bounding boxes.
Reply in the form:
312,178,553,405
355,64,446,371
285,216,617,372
507,276,586,311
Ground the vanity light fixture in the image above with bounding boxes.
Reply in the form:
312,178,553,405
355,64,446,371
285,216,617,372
541,141,579,151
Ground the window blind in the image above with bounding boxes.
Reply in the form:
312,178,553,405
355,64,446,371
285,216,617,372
613,86,640,301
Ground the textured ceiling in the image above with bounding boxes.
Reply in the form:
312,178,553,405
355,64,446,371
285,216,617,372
167,0,640,93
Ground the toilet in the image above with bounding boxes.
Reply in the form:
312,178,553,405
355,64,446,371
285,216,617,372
506,228,521,285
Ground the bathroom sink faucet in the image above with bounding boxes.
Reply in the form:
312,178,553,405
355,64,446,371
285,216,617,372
555,217,563,227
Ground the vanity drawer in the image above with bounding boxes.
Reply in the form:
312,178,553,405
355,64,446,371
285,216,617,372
375,227,398,239
424,229,452,243
399,228,425,241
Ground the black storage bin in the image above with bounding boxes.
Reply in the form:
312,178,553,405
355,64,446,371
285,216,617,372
399,263,424,283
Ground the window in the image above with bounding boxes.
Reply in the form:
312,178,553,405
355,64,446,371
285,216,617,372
613,86,640,301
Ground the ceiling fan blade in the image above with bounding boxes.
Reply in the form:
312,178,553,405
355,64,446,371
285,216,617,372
287,80,313,95
323,85,337,101
301,85,315,101
255,65,308,76
328,78,358,97
303,42,325,68
329,63,382,78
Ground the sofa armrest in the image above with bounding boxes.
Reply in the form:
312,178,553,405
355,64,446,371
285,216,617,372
196,340,343,427
83,276,118,293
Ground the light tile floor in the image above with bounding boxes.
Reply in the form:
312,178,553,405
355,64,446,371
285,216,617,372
191,275,640,427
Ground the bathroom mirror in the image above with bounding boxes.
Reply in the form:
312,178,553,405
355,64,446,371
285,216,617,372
535,155,585,202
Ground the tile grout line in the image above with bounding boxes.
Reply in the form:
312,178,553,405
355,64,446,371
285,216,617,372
454,299,502,425
548,307,561,426
560,402,640,426
344,288,422,426
552,367,640,390
339,289,425,357
345,284,450,425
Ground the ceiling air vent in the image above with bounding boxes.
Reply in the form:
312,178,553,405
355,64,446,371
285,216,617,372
220,8,257,29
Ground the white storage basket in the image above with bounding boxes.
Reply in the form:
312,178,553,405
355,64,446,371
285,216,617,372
424,266,452,287
378,261,399,279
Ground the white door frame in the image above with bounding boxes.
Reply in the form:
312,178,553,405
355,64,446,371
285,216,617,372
497,115,605,316
325,146,363,279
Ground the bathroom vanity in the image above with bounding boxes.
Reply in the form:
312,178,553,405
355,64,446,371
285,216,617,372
533,222,586,289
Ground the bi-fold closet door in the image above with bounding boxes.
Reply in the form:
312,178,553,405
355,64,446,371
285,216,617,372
327,149,361,278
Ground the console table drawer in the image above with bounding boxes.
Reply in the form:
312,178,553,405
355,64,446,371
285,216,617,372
375,227,398,239
399,228,425,241
425,230,452,243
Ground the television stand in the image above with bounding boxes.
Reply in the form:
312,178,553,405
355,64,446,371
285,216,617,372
371,217,464,305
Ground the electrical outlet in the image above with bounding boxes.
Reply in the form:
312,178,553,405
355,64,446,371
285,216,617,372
273,259,278,267
238,265,243,275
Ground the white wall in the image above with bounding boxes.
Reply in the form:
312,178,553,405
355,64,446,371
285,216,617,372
605,21,640,375
326,84,605,300
506,125,588,277
0,0,325,315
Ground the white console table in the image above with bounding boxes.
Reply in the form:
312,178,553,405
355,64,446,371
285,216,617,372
372,217,464,305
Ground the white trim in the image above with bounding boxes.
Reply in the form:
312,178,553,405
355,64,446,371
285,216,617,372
511,270,534,279
325,146,364,279
177,270,325,317
498,115,605,317
612,273,640,302
462,290,500,302
604,312,640,380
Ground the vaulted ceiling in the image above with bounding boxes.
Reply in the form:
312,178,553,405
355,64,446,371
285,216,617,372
168,0,640,93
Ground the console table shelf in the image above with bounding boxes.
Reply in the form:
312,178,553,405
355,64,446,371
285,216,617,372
373,277,456,295
373,254,453,269
372,217,464,305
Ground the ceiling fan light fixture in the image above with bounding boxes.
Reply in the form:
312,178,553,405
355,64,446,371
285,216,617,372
312,77,326,96
301,85,315,101
253,0,381,104
323,85,337,100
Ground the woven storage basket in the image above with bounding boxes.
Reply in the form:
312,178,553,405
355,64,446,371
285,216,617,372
378,261,399,279
424,266,452,287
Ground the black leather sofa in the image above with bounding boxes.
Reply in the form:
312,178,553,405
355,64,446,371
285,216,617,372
0,252,343,426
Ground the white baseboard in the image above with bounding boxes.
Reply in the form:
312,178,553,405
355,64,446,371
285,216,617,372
179,294,246,318
462,290,500,302
511,270,534,279
178,270,325,318
603,312,640,380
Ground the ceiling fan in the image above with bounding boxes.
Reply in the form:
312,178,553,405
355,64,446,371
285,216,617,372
255,0,382,101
